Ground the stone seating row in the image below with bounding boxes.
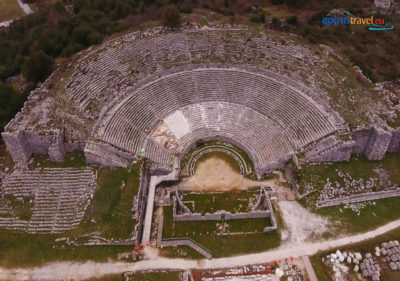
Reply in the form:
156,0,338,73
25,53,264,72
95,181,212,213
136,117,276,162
64,29,321,114
0,168,97,233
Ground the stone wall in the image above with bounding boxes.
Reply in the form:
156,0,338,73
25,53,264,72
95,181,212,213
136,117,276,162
84,141,133,167
316,188,400,208
1,131,31,162
132,161,150,244
388,128,400,153
1,129,66,163
364,127,393,160
305,137,354,163
352,125,398,160
160,238,212,259
306,125,400,165
224,210,270,220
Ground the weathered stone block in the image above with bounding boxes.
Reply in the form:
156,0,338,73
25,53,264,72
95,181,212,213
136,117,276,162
364,127,392,160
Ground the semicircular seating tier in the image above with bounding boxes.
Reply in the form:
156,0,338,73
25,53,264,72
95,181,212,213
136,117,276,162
92,67,341,171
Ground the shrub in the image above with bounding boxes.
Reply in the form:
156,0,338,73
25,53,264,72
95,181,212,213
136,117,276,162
250,13,265,23
271,0,284,5
22,51,53,83
72,23,94,46
87,32,103,45
180,5,193,14
162,5,181,28
271,17,280,29
287,15,298,26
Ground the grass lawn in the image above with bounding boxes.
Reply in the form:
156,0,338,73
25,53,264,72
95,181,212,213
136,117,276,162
0,161,142,267
0,229,133,267
68,162,141,239
61,271,182,281
29,151,88,169
162,206,280,257
0,0,25,22
126,271,182,281
182,190,259,214
159,245,204,259
295,153,400,234
310,226,400,281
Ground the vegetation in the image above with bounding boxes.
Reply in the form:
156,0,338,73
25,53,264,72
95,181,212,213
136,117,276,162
85,271,182,281
311,226,400,281
68,162,142,239
29,150,87,169
0,161,141,266
162,206,280,257
182,190,259,214
0,83,28,134
295,153,400,234
0,229,132,267
162,5,181,28
22,51,54,83
126,271,182,281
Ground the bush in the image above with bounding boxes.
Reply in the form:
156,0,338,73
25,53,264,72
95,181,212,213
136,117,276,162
180,5,193,14
308,10,328,25
287,15,298,26
72,23,94,46
250,13,265,23
271,17,280,29
162,5,181,28
87,32,103,45
271,0,284,5
62,42,84,57
22,51,53,83
0,83,28,132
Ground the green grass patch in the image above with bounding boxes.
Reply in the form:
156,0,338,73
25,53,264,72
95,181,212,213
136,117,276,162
29,151,87,169
0,229,132,267
69,162,141,239
159,245,204,259
0,162,142,267
162,206,280,257
0,195,33,220
182,190,258,214
126,271,182,281
296,154,400,193
295,153,400,234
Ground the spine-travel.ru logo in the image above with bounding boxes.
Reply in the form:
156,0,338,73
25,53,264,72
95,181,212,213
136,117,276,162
322,12,394,30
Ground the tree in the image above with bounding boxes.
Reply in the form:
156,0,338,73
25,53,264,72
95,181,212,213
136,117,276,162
22,51,54,83
287,15,298,26
72,23,93,46
0,83,27,132
271,17,280,29
162,5,181,28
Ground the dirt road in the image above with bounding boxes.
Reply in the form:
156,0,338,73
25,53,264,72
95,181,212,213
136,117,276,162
1,219,399,280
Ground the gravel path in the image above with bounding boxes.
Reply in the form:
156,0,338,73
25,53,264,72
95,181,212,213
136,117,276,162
1,219,400,280
16,0,33,14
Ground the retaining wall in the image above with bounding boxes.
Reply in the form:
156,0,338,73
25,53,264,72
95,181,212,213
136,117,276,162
316,188,400,208
160,238,212,259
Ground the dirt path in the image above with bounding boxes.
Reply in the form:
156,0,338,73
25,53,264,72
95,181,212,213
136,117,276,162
1,219,400,281
16,0,33,14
